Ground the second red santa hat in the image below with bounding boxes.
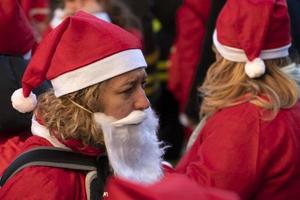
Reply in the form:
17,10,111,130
213,0,291,78
0,0,35,55
11,11,147,113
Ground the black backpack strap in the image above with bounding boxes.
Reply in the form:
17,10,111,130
0,146,98,187
90,155,110,200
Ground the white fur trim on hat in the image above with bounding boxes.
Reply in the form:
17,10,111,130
213,31,291,78
213,31,291,62
11,88,37,113
51,49,147,97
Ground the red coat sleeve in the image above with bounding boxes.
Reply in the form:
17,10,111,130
168,0,211,111
105,173,240,200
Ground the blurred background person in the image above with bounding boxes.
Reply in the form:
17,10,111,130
0,0,49,175
167,0,214,143
287,0,300,64
122,0,185,162
182,0,226,136
18,0,51,41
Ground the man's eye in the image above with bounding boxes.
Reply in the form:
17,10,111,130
123,87,134,94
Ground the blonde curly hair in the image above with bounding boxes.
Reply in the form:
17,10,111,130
35,83,106,146
200,57,299,119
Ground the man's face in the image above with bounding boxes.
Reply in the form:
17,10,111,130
100,68,150,119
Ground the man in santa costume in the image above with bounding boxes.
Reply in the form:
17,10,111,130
0,10,239,200
176,0,300,199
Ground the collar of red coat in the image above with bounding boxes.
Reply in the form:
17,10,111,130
33,115,105,156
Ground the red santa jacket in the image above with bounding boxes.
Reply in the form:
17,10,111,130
176,101,300,200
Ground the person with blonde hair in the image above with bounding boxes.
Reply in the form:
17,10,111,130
176,0,300,199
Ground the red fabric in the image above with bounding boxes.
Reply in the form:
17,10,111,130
0,136,88,199
0,0,35,55
216,0,291,60
176,101,300,200
127,28,144,50
106,173,239,200
22,11,142,97
168,0,211,111
162,162,175,173
54,134,104,156
0,132,31,176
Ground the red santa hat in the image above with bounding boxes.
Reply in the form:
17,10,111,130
0,0,35,55
213,0,291,78
11,11,147,113
19,0,50,23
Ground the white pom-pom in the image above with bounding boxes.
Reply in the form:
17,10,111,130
245,58,266,78
11,88,37,113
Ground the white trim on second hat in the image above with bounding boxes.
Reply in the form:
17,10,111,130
51,49,147,97
213,31,291,62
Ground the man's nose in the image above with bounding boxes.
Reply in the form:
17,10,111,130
134,88,150,110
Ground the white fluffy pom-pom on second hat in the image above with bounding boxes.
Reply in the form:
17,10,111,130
244,58,266,78
11,88,37,113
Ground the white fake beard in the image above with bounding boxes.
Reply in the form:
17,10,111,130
94,108,164,184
